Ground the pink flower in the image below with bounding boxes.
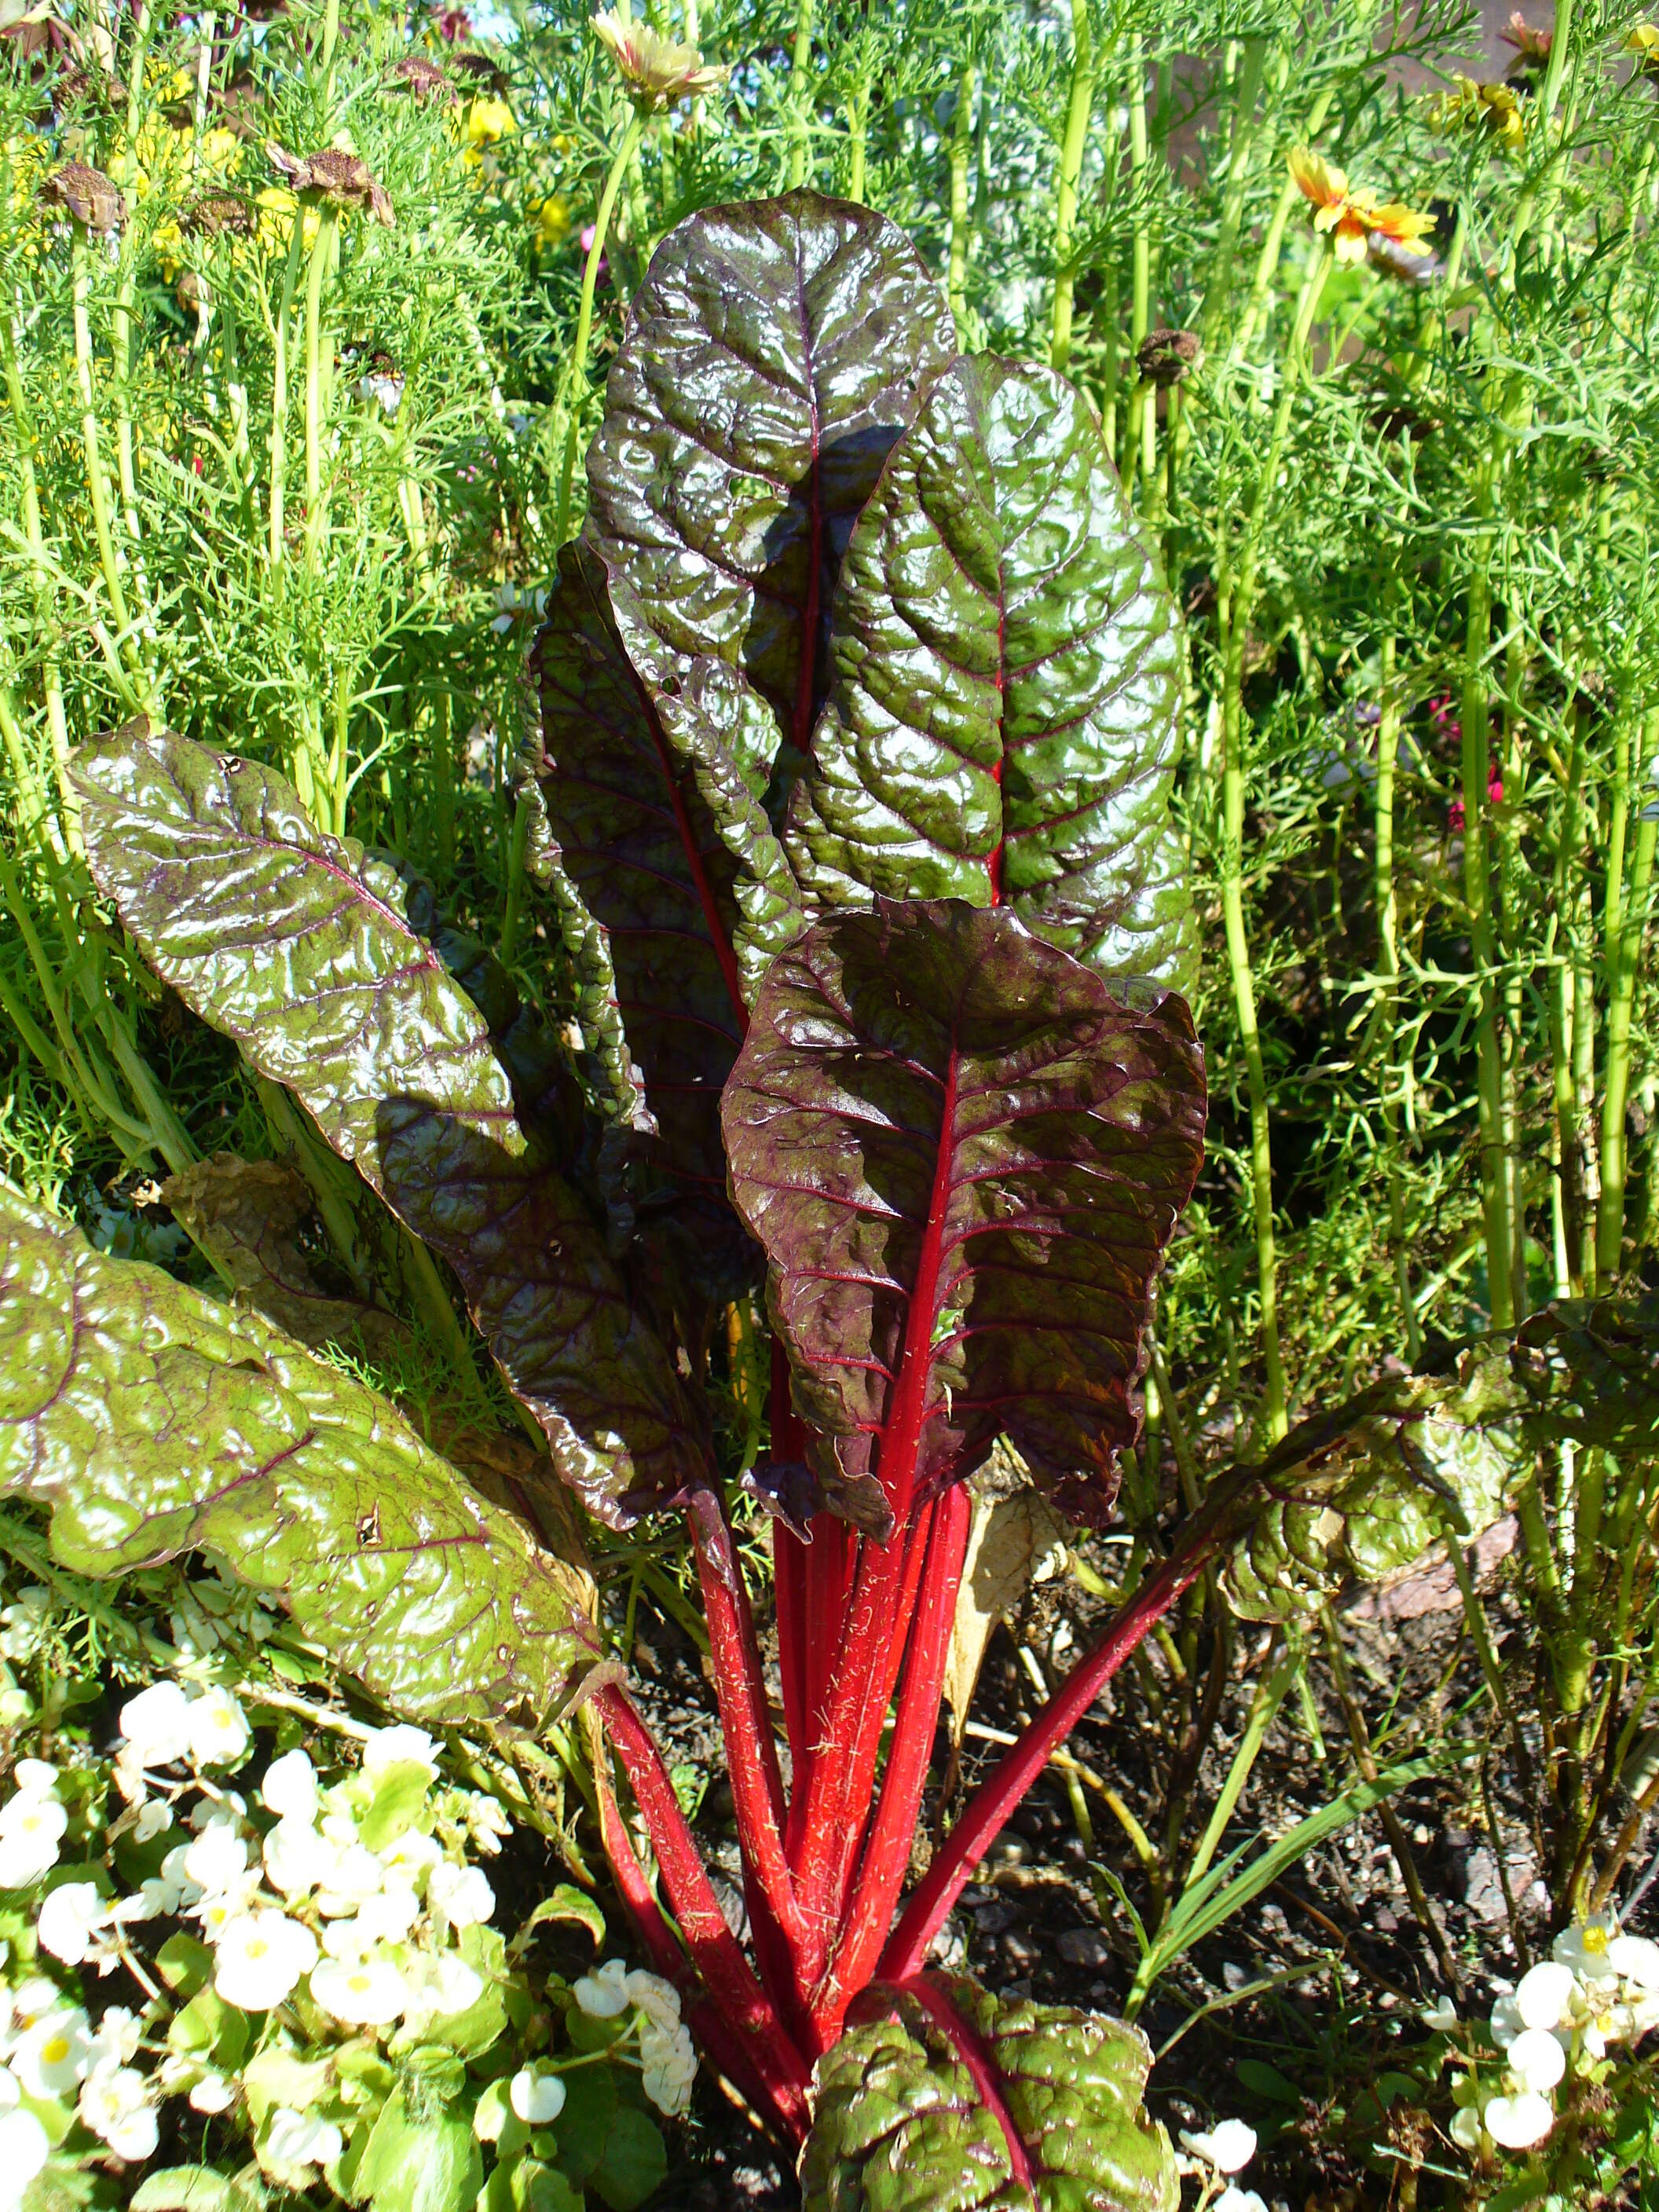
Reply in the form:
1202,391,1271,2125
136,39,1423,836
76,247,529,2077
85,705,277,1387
434,5,472,40
1448,797,1466,833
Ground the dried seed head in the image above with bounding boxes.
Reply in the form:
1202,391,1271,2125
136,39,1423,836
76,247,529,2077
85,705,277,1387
265,142,394,226
182,193,253,239
1136,327,1202,387
389,54,453,101
41,160,124,233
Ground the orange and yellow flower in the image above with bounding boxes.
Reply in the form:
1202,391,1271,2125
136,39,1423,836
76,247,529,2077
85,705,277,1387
1286,148,1436,266
1430,75,1526,152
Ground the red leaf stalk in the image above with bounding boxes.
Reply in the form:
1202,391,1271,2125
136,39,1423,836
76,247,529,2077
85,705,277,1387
878,1474,1252,1983
813,1481,972,2038
595,1683,814,2122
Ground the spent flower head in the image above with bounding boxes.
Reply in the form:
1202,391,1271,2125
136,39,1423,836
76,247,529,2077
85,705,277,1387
265,143,394,225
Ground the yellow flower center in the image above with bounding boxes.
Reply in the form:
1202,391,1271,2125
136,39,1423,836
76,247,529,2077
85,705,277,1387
1585,1925,1610,1955
41,2035,68,2064
245,1938,269,1961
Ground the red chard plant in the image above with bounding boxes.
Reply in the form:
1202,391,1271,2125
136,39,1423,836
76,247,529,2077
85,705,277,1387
0,191,1518,2200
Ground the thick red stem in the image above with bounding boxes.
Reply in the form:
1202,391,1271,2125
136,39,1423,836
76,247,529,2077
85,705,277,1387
770,1337,812,1789
879,1514,1229,1982
813,1482,972,2037
685,1491,808,1965
595,1767,803,2144
794,1503,936,1961
596,1685,813,2123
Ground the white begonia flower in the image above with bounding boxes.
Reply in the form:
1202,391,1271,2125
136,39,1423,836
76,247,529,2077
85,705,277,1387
1484,2090,1555,2150
1178,2121,1257,2174
1610,1933,1659,1991
1507,2026,1567,2093
260,1749,318,1824
119,1681,195,1767
328,1884,419,1953
510,2066,568,2124
79,2060,158,2159
0,2108,48,2199
317,1842,386,1916
158,1843,203,1908
423,1952,484,2016
427,1860,493,1928
362,1724,437,1778
639,2016,697,2115
188,1688,251,1769
11,2005,93,2097
38,1881,113,1966
467,1796,512,1855
12,1763,56,1798
133,1800,174,1845
1421,1996,1458,2031
1214,2192,1269,2212
189,2070,236,2114
263,1815,339,1900
183,1821,250,1895
213,1910,318,2011
9,1976,62,2034
266,2105,343,2168
112,1744,149,1807
194,1882,262,1945
85,2007,140,2070
1449,2105,1482,2151
624,1969,682,2031
0,1590,49,1662
187,1792,246,1832
1514,1961,1578,2032
309,1954,410,2029
377,1827,442,1882
0,1793,67,1888
1553,1914,1621,1985
573,1957,632,2018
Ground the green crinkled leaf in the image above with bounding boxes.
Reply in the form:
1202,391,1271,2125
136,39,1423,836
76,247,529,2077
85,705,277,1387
800,1978,1178,2212
585,189,958,788
786,355,1194,992
1218,1350,1522,1621
0,1183,594,1730
71,725,705,1526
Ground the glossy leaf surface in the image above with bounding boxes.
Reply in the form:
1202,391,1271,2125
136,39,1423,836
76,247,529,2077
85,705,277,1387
1221,1296,1659,1618
0,1184,593,1728
73,727,703,1523
787,355,1194,987
722,900,1206,1525
585,190,958,778
800,1978,1178,2211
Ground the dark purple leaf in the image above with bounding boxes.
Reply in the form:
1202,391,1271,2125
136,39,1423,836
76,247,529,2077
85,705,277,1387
584,189,958,789
532,541,767,1294
786,355,1196,989
720,899,1206,1525
71,727,704,1525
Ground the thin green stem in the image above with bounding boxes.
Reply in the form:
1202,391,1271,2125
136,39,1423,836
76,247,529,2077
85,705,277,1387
947,63,976,328
1596,708,1658,1282
1049,0,1094,371
71,238,146,710
786,0,815,190
554,111,645,548
303,206,338,574
269,214,308,569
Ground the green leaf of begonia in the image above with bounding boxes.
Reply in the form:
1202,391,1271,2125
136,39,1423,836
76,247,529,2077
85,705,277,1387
585,189,958,789
786,355,1195,990
71,726,705,1525
800,1977,1179,2211
351,2091,482,2212
0,1182,594,1730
